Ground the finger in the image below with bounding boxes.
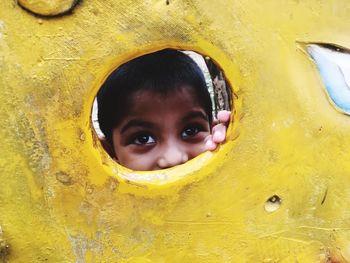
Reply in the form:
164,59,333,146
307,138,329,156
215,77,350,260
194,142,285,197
212,117,219,126
204,135,218,151
217,110,231,123
212,123,226,143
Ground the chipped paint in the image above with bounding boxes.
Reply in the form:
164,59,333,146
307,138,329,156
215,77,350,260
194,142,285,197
305,43,350,115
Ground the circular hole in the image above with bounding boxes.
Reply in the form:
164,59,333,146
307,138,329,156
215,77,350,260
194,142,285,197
264,195,282,213
91,48,233,172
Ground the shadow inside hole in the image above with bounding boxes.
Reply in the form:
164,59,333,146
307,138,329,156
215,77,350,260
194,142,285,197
91,49,233,170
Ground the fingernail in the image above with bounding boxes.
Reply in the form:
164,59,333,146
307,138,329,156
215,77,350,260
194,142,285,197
217,111,231,122
213,131,224,142
205,140,216,150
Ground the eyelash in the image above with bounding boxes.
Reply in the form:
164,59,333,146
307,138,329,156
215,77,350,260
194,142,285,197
127,123,206,145
181,124,205,139
129,133,156,145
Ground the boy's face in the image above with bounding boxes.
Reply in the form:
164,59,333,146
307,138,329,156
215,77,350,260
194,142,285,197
111,86,211,171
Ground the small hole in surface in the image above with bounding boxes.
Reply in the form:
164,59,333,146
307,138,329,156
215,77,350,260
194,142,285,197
92,49,233,171
264,195,282,213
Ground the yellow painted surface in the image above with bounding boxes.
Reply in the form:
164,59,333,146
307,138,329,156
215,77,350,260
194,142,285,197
1,0,350,262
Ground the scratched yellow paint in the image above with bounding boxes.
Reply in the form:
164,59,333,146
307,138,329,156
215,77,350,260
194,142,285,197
1,0,350,262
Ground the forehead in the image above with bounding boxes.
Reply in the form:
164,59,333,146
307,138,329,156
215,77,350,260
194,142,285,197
128,85,203,110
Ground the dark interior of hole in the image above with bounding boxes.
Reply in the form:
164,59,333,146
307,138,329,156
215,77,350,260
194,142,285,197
204,57,232,115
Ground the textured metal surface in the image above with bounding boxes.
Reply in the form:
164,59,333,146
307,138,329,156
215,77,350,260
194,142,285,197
1,0,350,262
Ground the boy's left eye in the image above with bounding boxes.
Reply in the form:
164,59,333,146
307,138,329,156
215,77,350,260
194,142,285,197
132,134,156,145
181,126,201,138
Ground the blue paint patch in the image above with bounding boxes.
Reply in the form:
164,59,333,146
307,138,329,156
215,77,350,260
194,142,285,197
307,44,350,115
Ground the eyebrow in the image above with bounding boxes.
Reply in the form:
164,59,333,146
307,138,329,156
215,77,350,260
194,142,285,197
182,110,209,123
120,119,156,134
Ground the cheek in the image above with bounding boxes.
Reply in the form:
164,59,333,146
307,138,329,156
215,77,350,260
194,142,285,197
187,139,208,159
128,158,155,171
117,149,157,170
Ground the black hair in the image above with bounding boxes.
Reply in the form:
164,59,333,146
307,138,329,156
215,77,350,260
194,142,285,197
97,49,213,144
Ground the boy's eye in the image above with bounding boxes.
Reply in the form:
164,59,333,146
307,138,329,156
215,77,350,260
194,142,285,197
132,134,156,145
181,126,201,138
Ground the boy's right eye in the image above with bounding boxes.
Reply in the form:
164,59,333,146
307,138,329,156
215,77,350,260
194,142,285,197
181,126,201,138
132,134,156,145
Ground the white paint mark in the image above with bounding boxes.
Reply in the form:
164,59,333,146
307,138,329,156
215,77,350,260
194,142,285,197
307,44,350,114
0,20,5,39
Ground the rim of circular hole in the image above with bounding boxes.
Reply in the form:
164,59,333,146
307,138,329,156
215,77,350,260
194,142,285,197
89,46,240,188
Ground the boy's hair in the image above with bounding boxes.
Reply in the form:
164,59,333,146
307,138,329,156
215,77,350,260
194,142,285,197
97,49,213,144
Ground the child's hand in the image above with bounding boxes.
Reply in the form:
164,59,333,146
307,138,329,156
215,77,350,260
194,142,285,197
205,110,231,151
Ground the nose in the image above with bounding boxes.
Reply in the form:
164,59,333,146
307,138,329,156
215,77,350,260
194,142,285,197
157,143,189,169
